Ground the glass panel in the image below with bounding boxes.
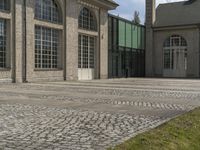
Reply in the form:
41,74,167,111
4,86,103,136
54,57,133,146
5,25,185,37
78,34,95,69
108,16,145,78
132,25,138,49
35,26,60,69
137,26,142,49
118,20,125,47
89,37,95,68
125,23,132,48
79,8,97,31
0,19,6,68
163,35,187,70
0,0,9,11
164,49,170,69
35,0,61,23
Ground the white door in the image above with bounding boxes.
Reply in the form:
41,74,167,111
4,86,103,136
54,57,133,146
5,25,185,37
78,34,95,80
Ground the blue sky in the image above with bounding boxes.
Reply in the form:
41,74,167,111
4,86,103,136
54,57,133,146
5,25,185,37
109,0,184,24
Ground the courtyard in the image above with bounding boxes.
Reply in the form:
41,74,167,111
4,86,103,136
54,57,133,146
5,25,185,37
0,78,200,150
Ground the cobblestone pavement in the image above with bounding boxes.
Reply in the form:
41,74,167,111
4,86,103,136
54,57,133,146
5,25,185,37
0,78,200,150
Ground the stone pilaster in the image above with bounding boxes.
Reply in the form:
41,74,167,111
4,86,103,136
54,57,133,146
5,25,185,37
99,8,108,79
145,0,156,76
65,0,79,80
14,0,24,83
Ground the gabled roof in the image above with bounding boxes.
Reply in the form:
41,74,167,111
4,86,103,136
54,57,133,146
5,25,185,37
154,0,200,27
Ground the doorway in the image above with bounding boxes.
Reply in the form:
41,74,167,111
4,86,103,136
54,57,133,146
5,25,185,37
78,34,96,80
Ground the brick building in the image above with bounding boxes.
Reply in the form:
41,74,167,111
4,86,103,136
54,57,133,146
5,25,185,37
0,0,118,82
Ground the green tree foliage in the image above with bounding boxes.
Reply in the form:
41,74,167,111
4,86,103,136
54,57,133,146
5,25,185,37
133,11,141,25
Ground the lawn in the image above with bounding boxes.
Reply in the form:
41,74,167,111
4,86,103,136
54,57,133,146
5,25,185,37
109,108,200,150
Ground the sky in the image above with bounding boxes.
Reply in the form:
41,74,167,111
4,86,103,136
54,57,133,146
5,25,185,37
109,0,185,24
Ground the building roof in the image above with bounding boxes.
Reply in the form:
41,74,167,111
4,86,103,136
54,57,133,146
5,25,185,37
91,0,118,10
154,0,200,27
103,0,119,5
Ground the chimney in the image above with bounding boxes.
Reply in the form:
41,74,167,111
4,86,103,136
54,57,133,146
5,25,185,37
145,0,156,76
146,0,156,28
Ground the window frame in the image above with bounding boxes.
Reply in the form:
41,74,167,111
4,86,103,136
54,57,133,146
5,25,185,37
78,34,96,69
78,7,97,31
0,0,10,12
0,18,8,69
163,35,187,70
35,0,62,24
34,25,61,70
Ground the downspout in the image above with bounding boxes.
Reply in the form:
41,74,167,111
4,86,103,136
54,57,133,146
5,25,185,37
98,8,101,79
144,27,146,77
199,26,200,78
12,0,16,83
63,0,67,80
23,0,27,82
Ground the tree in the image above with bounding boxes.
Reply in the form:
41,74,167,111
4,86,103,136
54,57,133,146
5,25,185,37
133,11,141,25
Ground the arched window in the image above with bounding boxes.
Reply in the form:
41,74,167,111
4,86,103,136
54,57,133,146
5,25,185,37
79,7,97,31
0,0,9,11
163,35,187,70
35,0,62,23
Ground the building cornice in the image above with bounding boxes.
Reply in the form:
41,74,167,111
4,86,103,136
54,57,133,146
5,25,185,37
78,0,118,10
153,24,199,31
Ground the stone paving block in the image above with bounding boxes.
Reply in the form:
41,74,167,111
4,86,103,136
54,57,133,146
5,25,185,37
0,79,200,149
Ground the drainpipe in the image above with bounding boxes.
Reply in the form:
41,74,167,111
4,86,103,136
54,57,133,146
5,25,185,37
12,0,16,83
199,26,200,78
23,0,27,82
63,0,67,80
98,8,101,79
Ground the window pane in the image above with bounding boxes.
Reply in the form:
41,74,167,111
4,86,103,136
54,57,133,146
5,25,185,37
79,8,97,31
164,50,170,69
0,19,6,68
78,34,95,69
35,26,60,69
35,0,61,23
0,0,9,11
163,35,187,70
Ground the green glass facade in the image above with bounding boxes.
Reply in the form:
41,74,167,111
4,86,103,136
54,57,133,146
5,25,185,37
108,14,145,78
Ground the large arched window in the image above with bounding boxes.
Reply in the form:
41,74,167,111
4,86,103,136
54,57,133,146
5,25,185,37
79,7,97,31
35,0,62,23
163,35,187,70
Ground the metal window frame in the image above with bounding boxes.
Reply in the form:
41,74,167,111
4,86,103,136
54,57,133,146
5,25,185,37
0,19,6,69
35,26,59,69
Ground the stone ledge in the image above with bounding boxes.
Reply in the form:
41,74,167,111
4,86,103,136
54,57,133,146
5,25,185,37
0,78,12,83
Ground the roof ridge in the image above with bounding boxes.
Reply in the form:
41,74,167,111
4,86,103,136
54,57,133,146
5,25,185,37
158,1,186,6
